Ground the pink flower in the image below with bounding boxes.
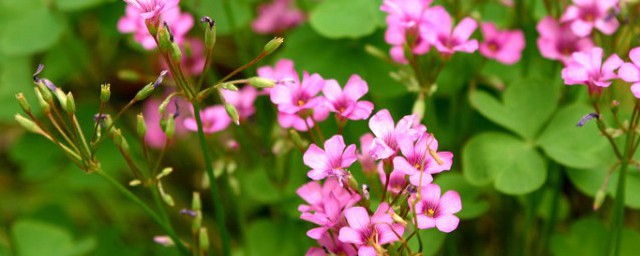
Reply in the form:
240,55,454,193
123,0,179,20
221,86,259,120
303,135,357,180
479,22,525,65
378,169,407,195
270,72,329,131
536,16,594,64
183,105,231,133
338,203,405,256
257,59,300,84
252,0,304,34
118,4,194,49
306,233,357,256
411,184,461,232
618,47,640,98
425,10,478,55
394,132,452,186
368,109,426,160
560,0,619,37
357,133,377,174
561,47,622,95
323,75,374,121
143,97,187,148
297,179,361,239
380,0,441,63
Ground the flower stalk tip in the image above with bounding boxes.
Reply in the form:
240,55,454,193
263,37,284,55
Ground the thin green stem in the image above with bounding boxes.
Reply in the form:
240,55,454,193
192,101,231,256
95,170,190,255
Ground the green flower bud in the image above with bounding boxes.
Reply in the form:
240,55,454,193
199,228,209,252
263,37,284,55
249,77,276,88
157,21,172,51
15,114,43,135
37,83,53,102
164,115,176,138
192,212,202,233
117,70,140,82
137,114,147,138
192,192,201,211
221,83,238,91
100,84,111,103
15,93,31,114
34,88,50,113
224,103,240,125
170,42,182,63
157,167,173,180
135,83,155,101
201,16,216,50
54,88,68,107
129,179,142,186
65,92,76,114
593,189,606,210
411,95,425,121
162,194,175,206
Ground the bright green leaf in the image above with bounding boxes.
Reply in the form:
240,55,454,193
0,7,64,56
537,104,608,169
54,0,105,11
11,219,94,256
462,132,547,195
309,0,382,39
470,78,560,140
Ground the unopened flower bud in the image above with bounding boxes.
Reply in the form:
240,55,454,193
224,103,240,125
192,192,201,211
153,236,174,247
15,114,43,135
163,115,176,138
100,84,111,102
201,17,216,49
192,212,202,233
157,21,173,50
593,189,606,210
129,179,142,186
199,228,209,251
36,83,53,102
65,92,76,114
249,77,276,88
157,182,175,206
263,37,284,55
153,70,168,88
135,84,155,101
348,173,358,190
157,167,173,179
390,212,407,226
15,93,31,114
220,83,238,91
54,88,67,107
137,114,147,138
170,42,182,63
117,70,140,82
412,95,425,121
34,88,50,113
111,129,130,152
364,44,388,60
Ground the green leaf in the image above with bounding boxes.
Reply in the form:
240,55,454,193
550,217,640,256
54,0,105,11
435,172,489,219
245,219,310,256
11,219,95,256
0,6,64,56
309,0,382,39
244,169,281,203
0,55,35,122
462,132,547,195
470,78,560,140
537,104,608,169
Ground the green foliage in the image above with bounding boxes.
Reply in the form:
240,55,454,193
550,217,640,256
11,219,96,256
0,4,64,56
54,0,106,11
309,0,384,39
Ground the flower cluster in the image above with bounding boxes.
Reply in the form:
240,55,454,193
251,0,304,34
118,0,194,49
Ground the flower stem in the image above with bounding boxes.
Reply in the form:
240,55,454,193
191,101,231,256
95,169,190,256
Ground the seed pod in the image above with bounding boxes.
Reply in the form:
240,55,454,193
263,37,284,55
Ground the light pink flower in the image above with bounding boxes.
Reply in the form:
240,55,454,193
357,133,377,174
118,4,194,49
560,0,619,37
411,184,461,232
221,86,259,120
143,97,187,148
257,59,300,84
394,132,452,186
479,22,525,65
378,169,407,195
561,47,622,95
425,10,478,55
270,72,329,131
183,105,231,133
323,75,374,121
536,16,595,64
123,0,179,20
297,179,361,239
338,203,405,256
618,47,640,98
306,233,357,256
368,109,426,160
252,0,304,34
303,135,357,180
380,0,441,63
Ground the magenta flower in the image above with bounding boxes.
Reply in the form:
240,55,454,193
323,75,374,121
425,10,478,55
380,0,441,63
536,16,595,64
143,97,186,148
123,0,179,21
303,135,357,180
368,109,426,160
560,0,619,37
183,105,231,133
561,47,622,95
306,233,357,256
378,169,407,195
338,203,405,256
252,0,304,34
479,22,525,65
411,184,461,232
221,86,259,120
118,4,194,49
270,72,329,131
394,132,452,186
257,59,300,84
357,133,377,174
618,47,640,98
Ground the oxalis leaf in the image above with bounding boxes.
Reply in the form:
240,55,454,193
0,6,64,56
550,217,640,256
11,219,95,256
309,0,383,39
470,78,560,140
463,132,547,195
